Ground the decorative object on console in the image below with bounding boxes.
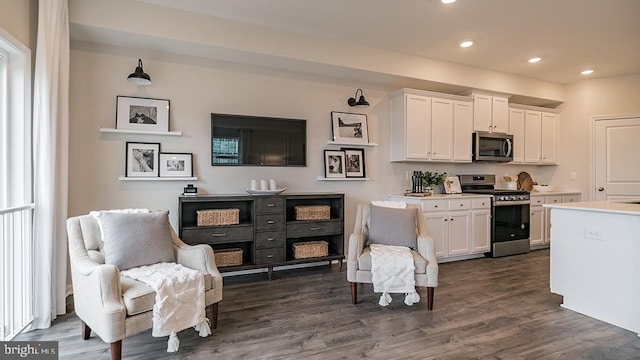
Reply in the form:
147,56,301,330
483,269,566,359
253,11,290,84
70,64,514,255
330,111,369,144
422,171,448,193
116,96,169,132
342,148,365,178
324,150,346,178
196,209,240,226
444,176,462,194
127,58,152,85
347,88,370,107
159,152,193,177
292,241,329,259
183,184,198,196
517,171,534,191
294,205,331,221
125,141,160,177
213,248,243,267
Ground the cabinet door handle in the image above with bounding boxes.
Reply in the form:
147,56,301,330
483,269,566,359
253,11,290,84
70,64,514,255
450,218,454,221
267,220,275,224
309,227,321,231
434,205,438,208
267,203,275,207
459,204,464,207
267,254,274,258
211,233,227,237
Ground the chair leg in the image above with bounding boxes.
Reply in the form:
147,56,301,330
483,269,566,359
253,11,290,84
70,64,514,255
110,340,122,360
206,303,219,329
351,282,358,304
427,287,435,310
81,321,91,340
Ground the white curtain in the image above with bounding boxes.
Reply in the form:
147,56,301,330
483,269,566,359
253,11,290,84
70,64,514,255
31,0,69,329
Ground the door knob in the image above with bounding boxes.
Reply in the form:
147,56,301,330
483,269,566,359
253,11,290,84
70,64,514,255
598,187,605,191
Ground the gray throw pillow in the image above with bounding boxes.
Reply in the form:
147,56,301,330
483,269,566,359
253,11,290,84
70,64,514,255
367,205,418,249
100,211,176,270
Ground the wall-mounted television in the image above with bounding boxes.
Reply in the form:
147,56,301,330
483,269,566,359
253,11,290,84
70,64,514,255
211,113,307,166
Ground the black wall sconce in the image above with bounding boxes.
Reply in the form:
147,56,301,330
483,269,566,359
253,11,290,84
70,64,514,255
347,88,370,107
127,58,152,85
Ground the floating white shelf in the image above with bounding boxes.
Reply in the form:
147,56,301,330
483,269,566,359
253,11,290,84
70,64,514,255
317,177,370,181
100,128,183,136
326,141,378,147
119,176,197,181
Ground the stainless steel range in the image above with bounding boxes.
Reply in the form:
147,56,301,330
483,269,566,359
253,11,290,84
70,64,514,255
459,174,531,257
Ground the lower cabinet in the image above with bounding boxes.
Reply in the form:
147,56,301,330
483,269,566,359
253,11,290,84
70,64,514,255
390,195,492,262
178,193,344,278
530,192,581,248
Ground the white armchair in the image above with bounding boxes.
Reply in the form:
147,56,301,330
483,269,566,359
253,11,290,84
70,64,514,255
346,203,438,309
66,212,223,360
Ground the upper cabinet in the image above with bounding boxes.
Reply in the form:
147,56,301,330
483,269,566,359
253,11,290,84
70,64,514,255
472,93,509,133
390,88,473,163
509,104,560,165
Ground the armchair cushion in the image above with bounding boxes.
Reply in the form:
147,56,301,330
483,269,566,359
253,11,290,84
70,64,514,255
367,205,418,249
357,247,427,274
100,211,176,270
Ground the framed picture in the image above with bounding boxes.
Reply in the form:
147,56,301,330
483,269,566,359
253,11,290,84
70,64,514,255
324,150,346,178
159,152,193,177
331,111,369,144
444,176,462,194
116,96,170,132
342,148,365,178
125,142,160,177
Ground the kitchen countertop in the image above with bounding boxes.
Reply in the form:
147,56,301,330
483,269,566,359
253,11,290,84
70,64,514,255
390,193,491,200
544,200,640,216
529,190,581,196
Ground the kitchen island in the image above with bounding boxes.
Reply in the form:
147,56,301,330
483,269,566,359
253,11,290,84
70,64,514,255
545,200,640,335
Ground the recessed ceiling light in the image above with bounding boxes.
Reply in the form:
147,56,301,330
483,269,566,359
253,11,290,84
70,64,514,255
528,57,541,63
460,41,473,48
441,0,456,4
581,69,594,75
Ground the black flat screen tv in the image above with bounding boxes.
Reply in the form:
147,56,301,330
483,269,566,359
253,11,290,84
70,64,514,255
211,113,307,166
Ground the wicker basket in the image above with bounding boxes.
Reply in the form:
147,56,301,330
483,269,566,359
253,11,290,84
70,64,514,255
214,248,243,267
292,241,329,259
197,208,239,226
294,205,331,221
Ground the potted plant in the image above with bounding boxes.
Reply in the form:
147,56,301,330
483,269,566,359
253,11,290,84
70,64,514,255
422,171,448,193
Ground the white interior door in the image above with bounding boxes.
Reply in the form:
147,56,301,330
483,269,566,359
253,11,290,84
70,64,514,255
594,116,640,200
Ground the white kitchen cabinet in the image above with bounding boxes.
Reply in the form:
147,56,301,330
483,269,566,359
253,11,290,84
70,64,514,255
541,112,558,164
530,192,581,248
472,93,509,133
471,198,491,253
453,101,473,162
390,88,473,163
423,211,448,258
510,104,560,165
508,108,525,163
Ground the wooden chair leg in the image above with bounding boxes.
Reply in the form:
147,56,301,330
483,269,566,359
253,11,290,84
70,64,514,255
110,340,122,360
351,282,358,304
81,321,91,340
427,287,435,310
207,303,219,329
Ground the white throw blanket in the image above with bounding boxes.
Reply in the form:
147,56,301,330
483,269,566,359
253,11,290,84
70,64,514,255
370,244,420,306
120,262,211,352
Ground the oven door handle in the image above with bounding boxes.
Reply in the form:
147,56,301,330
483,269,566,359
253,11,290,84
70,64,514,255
494,200,531,207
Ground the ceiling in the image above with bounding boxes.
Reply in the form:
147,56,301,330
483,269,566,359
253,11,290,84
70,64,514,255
136,0,640,85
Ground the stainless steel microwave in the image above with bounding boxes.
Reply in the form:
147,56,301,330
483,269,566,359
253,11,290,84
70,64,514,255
472,132,513,162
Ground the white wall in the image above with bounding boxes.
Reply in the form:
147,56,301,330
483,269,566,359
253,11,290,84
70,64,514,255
0,0,36,48
69,50,567,234
551,74,640,200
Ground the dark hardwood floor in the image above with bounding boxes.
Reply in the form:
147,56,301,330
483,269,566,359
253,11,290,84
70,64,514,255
16,249,640,359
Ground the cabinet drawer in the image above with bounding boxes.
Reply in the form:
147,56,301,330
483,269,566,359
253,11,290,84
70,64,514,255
181,226,254,244
449,199,472,211
287,221,343,238
421,200,448,212
255,231,285,249
255,197,284,214
255,248,284,264
562,194,581,203
530,195,545,206
472,198,491,209
546,195,563,205
256,214,285,231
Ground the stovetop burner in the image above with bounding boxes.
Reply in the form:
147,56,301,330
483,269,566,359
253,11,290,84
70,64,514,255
458,174,530,201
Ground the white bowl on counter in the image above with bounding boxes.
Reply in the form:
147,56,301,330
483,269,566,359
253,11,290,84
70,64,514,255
533,185,554,192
